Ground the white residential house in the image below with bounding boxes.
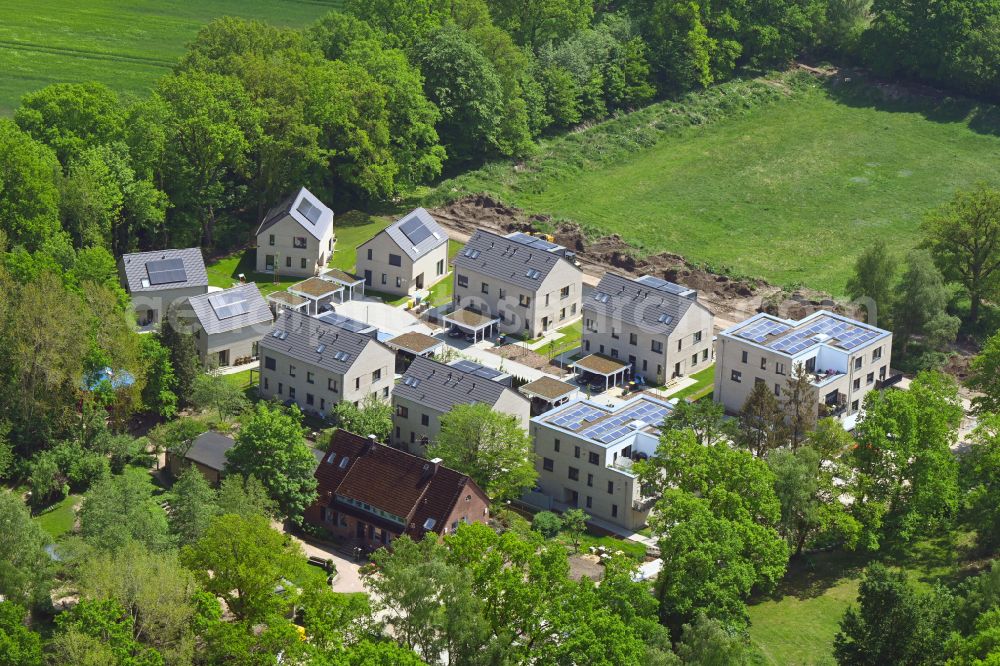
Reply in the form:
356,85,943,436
118,248,208,327
255,187,335,278
356,208,449,297
185,283,272,368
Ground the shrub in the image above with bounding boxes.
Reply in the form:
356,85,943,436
531,511,563,538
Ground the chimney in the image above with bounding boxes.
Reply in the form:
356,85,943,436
429,457,442,477
364,434,377,454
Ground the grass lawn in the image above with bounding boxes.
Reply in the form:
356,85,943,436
0,0,342,115
670,365,715,401
205,249,299,297
33,494,79,539
536,320,584,359
433,73,1000,295
748,529,981,665
328,210,391,274
223,368,255,389
566,529,648,562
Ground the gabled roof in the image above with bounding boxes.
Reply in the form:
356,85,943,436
583,273,705,338
452,229,579,290
314,430,486,538
393,355,523,414
182,431,235,472
120,248,208,293
260,309,391,375
188,283,272,336
256,187,334,241
371,208,448,262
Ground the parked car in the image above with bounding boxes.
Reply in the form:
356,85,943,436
464,332,476,343
589,380,607,394
447,327,464,338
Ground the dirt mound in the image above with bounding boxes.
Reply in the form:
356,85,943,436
430,194,844,326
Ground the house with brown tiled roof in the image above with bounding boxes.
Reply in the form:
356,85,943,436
304,429,491,550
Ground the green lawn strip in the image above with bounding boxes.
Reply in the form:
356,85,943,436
0,0,341,115
328,210,391,273
363,290,409,307
670,365,716,401
205,249,298,296
562,529,648,562
33,494,80,539
535,320,584,359
429,73,1000,295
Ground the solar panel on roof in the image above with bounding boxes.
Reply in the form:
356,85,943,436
146,258,187,286
399,215,434,246
297,198,322,224
208,290,249,320
317,312,372,334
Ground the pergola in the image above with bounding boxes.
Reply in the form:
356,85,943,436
289,277,344,315
572,354,630,393
320,268,366,301
386,331,445,372
443,308,500,343
518,376,578,415
265,291,309,315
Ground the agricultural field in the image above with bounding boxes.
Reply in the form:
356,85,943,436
434,74,1000,295
0,0,342,114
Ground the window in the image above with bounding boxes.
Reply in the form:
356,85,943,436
554,438,560,452
264,356,276,370
561,286,570,299
741,350,748,363
694,331,703,343
873,347,882,361
301,258,307,269
410,431,415,443
289,365,296,378
761,357,767,370
289,387,296,399
775,384,781,396
584,340,591,352
499,288,506,299
355,377,360,390
559,308,566,321
457,274,468,288
611,348,619,359
854,357,863,370
396,276,402,288
545,294,549,306
611,504,618,518
389,253,402,267
395,426,400,439
574,445,580,458
651,340,663,353
587,473,593,487
543,458,554,472
519,294,531,307
306,393,314,406
268,234,275,246
263,377,269,390
867,372,874,384
731,370,742,383
677,339,682,351
851,399,860,411
629,332,637,346
586,496,592,509
571,303,576,315
756,377,765,385
278,382,283,395
568,467,579,481
436,259,444,275
381,273,387,285
372,369,382,382
420,413,429,426
612,327,619,339
320,398,325,411
853,378,861,390
607,481,614,494
396,405,408,418
691,353,698,366
366,248,373,261
293,236,307,249
328,378,338,392
776,361,786,375
482,282,489,294
307,371,314,384
588,452,599,465
703,348,709,361
286,256,292,268
383,386,389,398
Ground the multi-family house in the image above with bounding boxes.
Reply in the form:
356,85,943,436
714,310,893,422
258,309,395,418
118,248,208,327
186,283,272,368
529,394,673,531
391,355,530,454
451,230,583,338
255,187,335,278
581,273,714,385
356,208,449,297
304,429,490,550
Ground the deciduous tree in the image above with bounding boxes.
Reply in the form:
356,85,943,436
0,491,51,607
737,379,787,457
0,602,42,666
332,393,392,442
78,469,172,552
191,372,249,421
782,364,817,447
168,466,218,546
893,249,960,358
427,402,537,501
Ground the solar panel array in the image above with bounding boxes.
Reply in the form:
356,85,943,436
547,403,606,431
507,232,561,253
317,312,372,334
297,198,322,225
769,315,881,353
635,275,693,297
209,291,249,319
736,319,792,344
400,215,435,246
450,359,503,380
145,258,187,286
580,399,671,444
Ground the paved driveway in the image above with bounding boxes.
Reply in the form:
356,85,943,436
289,532,368,594
335,298,432,337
